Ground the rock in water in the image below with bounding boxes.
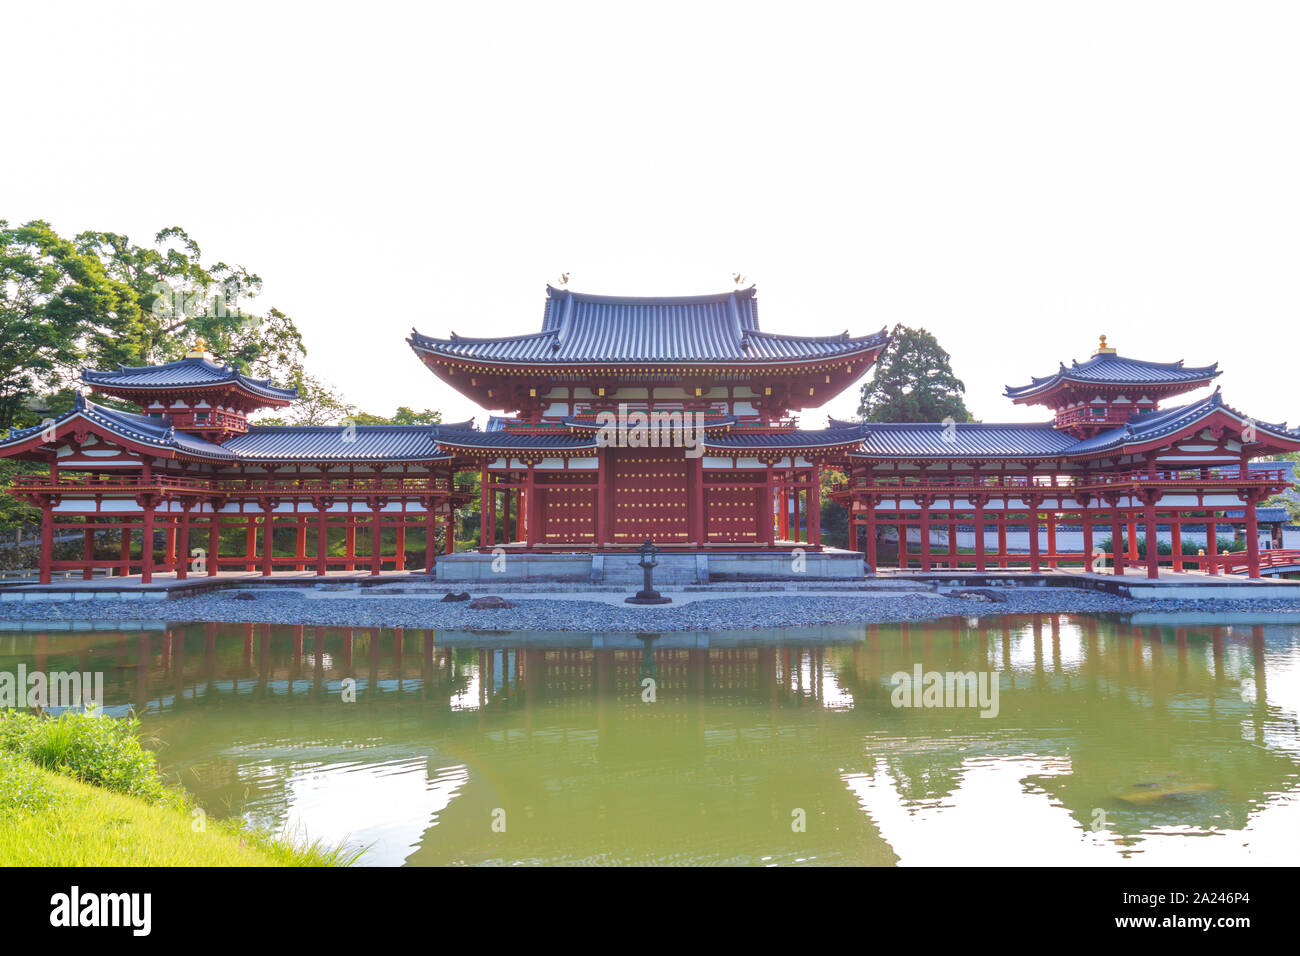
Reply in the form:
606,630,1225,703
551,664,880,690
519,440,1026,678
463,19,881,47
441,591,471,602
469,595,515,609
951,588,1006,603
1114,782,1217,804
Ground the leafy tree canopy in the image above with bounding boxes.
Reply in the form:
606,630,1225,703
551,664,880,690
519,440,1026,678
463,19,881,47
857,323,973,424
0,220,307,430
0,220,138,429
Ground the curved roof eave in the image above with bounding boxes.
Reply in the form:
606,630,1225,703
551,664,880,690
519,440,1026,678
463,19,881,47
0,398,238,461
406,339,888,368
81,358,298,403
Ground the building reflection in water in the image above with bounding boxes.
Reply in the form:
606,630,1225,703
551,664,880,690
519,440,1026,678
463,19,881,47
0,615,1297,866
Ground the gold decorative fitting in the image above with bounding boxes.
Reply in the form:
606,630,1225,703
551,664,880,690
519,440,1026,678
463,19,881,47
1093,334,1116,355
185,337,213,359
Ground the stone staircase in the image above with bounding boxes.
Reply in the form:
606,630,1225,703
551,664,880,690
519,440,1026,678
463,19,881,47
594,552,706,586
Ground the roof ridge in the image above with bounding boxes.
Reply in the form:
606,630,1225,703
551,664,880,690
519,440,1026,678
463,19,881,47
864,420,1062,429
95,356,230,375
245,422,437,432
1094,353,1215,370
544,285,756,304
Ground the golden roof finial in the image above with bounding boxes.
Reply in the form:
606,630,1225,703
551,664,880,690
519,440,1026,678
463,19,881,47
1093,334,1116,356
185,336,212,359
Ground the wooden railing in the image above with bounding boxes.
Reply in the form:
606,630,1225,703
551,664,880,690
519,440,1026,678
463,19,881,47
1053,406,1133,428
847,467,1290,494
9,474,456,497
881,548,1300,575
1211,549,1300,575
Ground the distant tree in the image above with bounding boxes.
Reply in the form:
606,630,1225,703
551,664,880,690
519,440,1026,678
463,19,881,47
351,407,442,426
256,385,446,429
857,324,973,423
818,467,849,548
253,375,352,427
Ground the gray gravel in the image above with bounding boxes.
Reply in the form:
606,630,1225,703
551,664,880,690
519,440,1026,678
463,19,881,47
3,588,1300,631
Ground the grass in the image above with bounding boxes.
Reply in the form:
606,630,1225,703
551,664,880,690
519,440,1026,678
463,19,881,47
0,709,177,805
0,710,363,866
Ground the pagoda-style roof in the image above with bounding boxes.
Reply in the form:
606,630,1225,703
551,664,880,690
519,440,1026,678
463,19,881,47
0,396,238,461
0,399,455,464
409,286,888,366
82,356,298,404
1005,351,1218,403
1067,390,1294,455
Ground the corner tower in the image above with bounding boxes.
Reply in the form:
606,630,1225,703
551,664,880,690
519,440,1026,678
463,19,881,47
1004,336,1219,437
81,340,298,442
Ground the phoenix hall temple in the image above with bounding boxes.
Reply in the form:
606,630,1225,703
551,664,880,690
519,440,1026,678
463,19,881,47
2,284,1298,586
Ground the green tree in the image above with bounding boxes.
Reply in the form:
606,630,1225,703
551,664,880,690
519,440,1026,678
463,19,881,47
1262,453,1300,522
75,227,305,379
0,221,308,429
253,375,352,426
0,221,139,429
857,324,973,423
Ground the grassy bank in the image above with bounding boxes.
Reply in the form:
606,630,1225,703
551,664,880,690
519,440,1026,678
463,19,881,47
0,711,360,866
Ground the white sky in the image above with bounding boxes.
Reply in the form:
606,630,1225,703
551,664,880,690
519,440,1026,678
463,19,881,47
4,1,1298,429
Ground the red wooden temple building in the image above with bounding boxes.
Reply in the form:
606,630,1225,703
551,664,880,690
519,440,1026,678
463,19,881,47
835,337,1300,578
2,284,1297,583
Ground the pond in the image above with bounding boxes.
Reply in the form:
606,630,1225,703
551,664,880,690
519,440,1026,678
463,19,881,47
2,614,1298,866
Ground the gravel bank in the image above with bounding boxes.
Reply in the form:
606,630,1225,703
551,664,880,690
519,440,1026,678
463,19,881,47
3,589,1300,631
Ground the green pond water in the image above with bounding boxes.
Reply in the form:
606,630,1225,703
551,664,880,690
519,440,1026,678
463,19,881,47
2,614,1299,866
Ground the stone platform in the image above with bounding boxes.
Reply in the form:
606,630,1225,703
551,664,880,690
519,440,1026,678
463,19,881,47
433,548,868,585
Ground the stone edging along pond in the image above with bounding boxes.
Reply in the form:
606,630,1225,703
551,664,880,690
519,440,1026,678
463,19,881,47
2,587,1300,632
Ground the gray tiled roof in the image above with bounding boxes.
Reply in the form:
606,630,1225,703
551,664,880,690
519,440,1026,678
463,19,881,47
431,427,596,451
1005,352,1218,400
1223,507,1292,523
409,286,888,365
850,393,1299,461
855,422,1078,459
82,357,298,402
706,425,869,450
223,425,445,462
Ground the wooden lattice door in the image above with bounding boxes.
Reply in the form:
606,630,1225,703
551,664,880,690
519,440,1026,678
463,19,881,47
611,448,689,544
